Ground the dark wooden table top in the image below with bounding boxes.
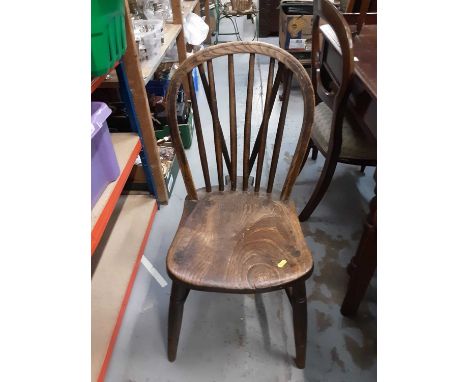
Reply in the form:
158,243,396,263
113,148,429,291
320,24,377,99
353,25,377,99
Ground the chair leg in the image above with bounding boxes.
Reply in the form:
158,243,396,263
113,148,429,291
360,165,366,174
300,140,313,172
311,145,318,160
299,156,338,221
279,68,287,101
168,282,190,362
291,280,308,369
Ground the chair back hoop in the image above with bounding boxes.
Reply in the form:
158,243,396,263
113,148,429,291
166,41,315,201
312,0,354,129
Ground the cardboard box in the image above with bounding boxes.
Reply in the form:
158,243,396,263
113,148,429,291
279,11,313,51
164,153,179,198
159,143,180,198
279,0,336,52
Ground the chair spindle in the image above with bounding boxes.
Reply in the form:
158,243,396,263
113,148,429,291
254,57,276,192
187,71,211,192
228,54,237,191
243,53,255,191
267,70,293,193
248,63,284,174
198,63,232,178
206,59,224,191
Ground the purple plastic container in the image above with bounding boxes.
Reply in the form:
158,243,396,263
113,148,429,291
91,102,120,208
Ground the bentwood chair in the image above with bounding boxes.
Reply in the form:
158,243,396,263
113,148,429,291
298,0,376,221
213,0,258,44
165,41,315,368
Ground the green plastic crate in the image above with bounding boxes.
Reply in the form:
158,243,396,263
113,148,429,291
155,108,194,149
91,0,127,76
164,152,179,198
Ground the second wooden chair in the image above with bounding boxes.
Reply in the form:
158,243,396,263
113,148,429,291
299,0,376,221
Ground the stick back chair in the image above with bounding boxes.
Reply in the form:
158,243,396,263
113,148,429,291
298,0,376,221
165,41,315,368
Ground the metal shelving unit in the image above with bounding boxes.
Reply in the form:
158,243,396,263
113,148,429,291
92,195,157,382
101,0,202,87
91,1,210,381
91,59,158,255
99,0,208,202
91,56,158,382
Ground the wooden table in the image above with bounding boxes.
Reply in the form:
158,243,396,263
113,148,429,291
320,24,377,139
348,25,377,140
343,25,377,316
320,24,377,315
353,26,377,99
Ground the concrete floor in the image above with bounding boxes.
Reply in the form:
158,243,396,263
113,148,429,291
105,15,376,382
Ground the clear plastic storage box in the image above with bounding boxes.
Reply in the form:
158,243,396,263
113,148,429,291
91,102,120,208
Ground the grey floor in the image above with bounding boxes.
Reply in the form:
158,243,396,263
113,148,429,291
105,14,376,382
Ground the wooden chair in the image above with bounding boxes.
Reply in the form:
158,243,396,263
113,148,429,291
298,0,376,221
165,41,315,368
341,0,377,34
213,0,259,44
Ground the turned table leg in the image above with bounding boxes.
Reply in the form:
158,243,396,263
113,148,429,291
341,172,377,316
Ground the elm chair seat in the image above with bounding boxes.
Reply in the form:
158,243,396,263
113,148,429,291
167,190,313,292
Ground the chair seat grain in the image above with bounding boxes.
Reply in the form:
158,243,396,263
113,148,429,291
167,190,313,292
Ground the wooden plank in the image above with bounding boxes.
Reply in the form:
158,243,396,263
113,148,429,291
181,0,199,19
91,61,120,92
121,0,169,203
91,133,141,254
194,0,201,14
172,0,190,99
204,0,211,44
92,195,157,382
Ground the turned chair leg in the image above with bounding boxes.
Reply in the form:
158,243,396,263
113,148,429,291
291,281,308,369
168,282,190,362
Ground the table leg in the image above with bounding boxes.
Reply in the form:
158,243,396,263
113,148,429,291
341,175,377,316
